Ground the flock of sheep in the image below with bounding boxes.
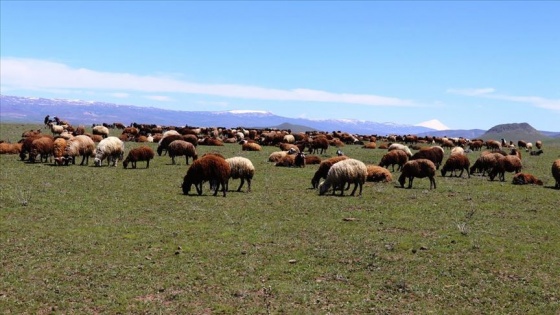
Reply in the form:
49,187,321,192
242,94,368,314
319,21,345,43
1,118,560,197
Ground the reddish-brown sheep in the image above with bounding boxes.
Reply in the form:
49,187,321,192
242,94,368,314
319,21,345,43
441,154,470,178
489,155,522,182
182,155,231,197
366,165,393,183
304,155,322,165
552,159,560,189
52,137,68,166
0,142,23,155
29,137,55,163
398,159,437,189
307,137,329,155
167,140,198,165
311,156,348,188
242,142,262,151
378,149,409,172
157,134,183,156
123,146,156,169
512,173,543,186
410,146,444,170
362,142,377,149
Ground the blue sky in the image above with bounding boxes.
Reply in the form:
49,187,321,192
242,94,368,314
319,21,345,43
1,1,559,131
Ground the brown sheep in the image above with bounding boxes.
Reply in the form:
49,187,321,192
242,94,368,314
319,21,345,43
441,154,470,178
470,153,498,176
92,125,110,138
167,140,198,165
398,159,437,189
410,146,444,170
552,159,560,189
65,135,96,166
311,156,348,188
52,138,68,166
362,142,377,149
157,134,183,156
469,140,483,151
304,155,322,165
378,149,409,172
29,137,55,163
182,155,231,197
19,134,52,161
489,155,522,182
199,137,224,146
123,146,155,169
535,140,542,150
242,142,262,151
0,142,23,155
275,152,305,167
308,137,329,154
279,143,299,152
512,173,543,186
366,165,393,182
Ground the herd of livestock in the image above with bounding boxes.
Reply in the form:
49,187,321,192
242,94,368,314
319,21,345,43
1,117,559,197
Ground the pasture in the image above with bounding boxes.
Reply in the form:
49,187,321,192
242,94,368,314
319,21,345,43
1,123,559,314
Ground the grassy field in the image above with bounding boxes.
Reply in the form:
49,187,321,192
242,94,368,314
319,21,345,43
1,123,560,314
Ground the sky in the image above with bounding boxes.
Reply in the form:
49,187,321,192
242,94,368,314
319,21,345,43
1,1,559,131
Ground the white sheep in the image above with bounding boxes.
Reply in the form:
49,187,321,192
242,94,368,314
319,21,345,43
65,135,95,165
319,158,367,196
94,136,125,167
92,125,110,138
388,143,413,157
225,157,255,192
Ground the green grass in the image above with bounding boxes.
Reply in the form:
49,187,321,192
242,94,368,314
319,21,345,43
1,123,560,314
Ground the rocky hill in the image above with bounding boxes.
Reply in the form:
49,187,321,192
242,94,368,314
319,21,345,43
481,122,548,142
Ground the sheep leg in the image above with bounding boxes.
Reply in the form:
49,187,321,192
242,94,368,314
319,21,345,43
429,176,436,189
146,160,150,168
407,177,414,189
237,179,245,192
246,178,251,192
195,182,203,195
350,182,359,196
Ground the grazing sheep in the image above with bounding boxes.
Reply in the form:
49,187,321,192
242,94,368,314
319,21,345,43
182,155,231,197
410,146,444,170
486,140,501,151
65,135,96,166
305,155,322,165
512,173,543,186
123,146,155,169
319,158,367,196
242,142,262,151
29,137,54,163
92,125,110,138
378,149,409,172
441,154,470,178
489,155,522,182
470,153,498,176
525,142,533,152
398,159,437,189
366,165,393,183
535,140,542,150
226,157,255,192
308,137,329,154
388,143,413,157
0,142,23,155
530,149,544,156
469,140,483,151
94,136,125,167
167,140,198,165
450,146,465,156
550,159,560,189
311,156,348,188
19,134,52,161
510,148,522,160
52,137,68,165
157,134,183,156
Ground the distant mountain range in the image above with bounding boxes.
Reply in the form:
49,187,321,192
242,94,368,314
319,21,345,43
1,95,559,138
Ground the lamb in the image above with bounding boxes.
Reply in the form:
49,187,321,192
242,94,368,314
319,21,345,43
182,154,231,197
0,142,22,155
388,143,412,157
92,125,110,138
319,158,367,196
311,156,348,188
225,157,255,192
398,159,437,189
512,173,543,186
410,146,444,170
94,136,125,167
64,135,96,166
441,154,470,178
378,149,409,172
123,146,155,169
52,137,67,165
29,137,55,163
242,142,262,151
552,159,560,189
366,165,393,183
489,155,522,182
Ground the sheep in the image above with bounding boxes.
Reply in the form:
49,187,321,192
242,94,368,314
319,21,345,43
182,154,231,197
311,156,348,188
512,173,543,186
489,155,522,182
48,122,66,136
525,142,533,152
305,155,322,165
94,136,125,167
378,149,409,172
19,134,52,161
398,159,437,189
52,137,67,165
92,125,110,138
123,146,155,169
441,154,470,178
319,158,367,196
167,140,198,165
450,146,465,156
410,146,444,170
366,165,393,183
279,143,299,152
469,153,498,176
242,142,262,151
0,142,22,155
225,157,255,192
268,151,289,163
535,140,542,150
362,142,377,149
157,134,183,156
65,135,96,166
388,143,412,157
29,137,54,163
485,140,501,151
275,152,306,167
552,159,560,189
510,148,522,160
529,149,544,156
308,137,329,154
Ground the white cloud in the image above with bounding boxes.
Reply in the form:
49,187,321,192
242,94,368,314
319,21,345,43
0,57,415,107
447,87,560,111
145,95,172,102
111,92,130,98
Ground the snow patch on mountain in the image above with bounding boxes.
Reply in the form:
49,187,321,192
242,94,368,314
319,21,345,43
415,119,450,131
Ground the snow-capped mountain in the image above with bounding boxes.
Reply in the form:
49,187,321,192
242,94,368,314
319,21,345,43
1,95,435,135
